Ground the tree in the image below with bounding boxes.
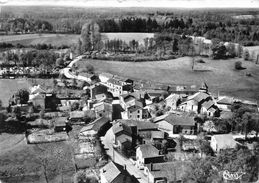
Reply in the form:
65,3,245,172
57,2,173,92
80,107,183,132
212,44,227,59
71,102,80,111
15,89,29,104
74,170,98,183
85,64,95,74
243,49,250,61
56,58,64,67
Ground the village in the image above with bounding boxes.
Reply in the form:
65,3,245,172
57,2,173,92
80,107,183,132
1,51,258,183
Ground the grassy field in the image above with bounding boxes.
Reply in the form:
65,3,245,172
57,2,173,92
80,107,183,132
0,34,80,47
78,57,259,101
102,33,154,45
0,33,153,46
0,79,32,107
0,135,75,183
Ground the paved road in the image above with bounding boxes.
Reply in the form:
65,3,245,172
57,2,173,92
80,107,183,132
102,128,148,183
61,55,91,82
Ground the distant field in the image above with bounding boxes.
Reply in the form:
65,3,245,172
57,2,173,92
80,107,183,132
102,33,154,45
78,57,259,101
0,34,80,47
0,79,31,107
0,32,154,46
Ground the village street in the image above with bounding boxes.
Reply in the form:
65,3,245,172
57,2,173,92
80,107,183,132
102,128,148,183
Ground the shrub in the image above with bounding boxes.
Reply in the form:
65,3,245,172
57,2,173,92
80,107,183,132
235,61,243,70
196,58,205,63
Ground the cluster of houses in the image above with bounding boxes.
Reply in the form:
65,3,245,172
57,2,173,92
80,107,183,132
11,61,258,182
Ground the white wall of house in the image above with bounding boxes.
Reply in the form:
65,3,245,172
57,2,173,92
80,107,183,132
210,136,217,152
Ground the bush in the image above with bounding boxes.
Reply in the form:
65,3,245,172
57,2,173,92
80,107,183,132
196,58,205,63
235,61,243,70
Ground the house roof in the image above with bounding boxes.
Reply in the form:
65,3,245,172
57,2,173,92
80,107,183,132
112,122,132,136
80,117,110,133
138,144,160,158
151,131,165,139
212,134,237,150
69,111,85,119
152,113,170,123
165,94,180,101
147,161,190,182
93,102,112,112
188,92,210,103
124,95,136,103
107,78,124,86
116,134,132,144
99,72,114,79
79,72,95,79
101,161,139,183
30,85,46,94
95,93,107,101
128,105,142,113
217,97,234,105
119,119,158,131
202,100,215,110
164,113,196,126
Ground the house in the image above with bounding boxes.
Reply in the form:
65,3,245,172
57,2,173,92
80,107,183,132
95,93,107,102
54,117,67,132
92,101,113,120
153,113,196,135
151,131,165,141
121,104,144,120
89,84,108,100
144,161,190,183
165,93,181,110
100,161,139,183
136,144,164,169
210,134,237,152
145,90,168,105
168,85,197,96
112,122,133,150
179,91,219,117
99,72,114,83
106,77,133,97
29,93,46,109
78,72,99,83
119,93,144,110
79,117,110,140
217,96,234,111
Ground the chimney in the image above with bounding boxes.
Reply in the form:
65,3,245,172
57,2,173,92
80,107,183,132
123,164,126,170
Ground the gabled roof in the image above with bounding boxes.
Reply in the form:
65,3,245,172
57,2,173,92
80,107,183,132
212,134,237,150
30,85,47,94
138,144,160,158
128,105,142,113
95,93,107,101
55,117,67,126
107,78,124,86
118,119,158,131
188,92,210,103
202,100,215,110
116,134,132,144
112,122,132,136
124,95,136,103
163,113,196,126
99,72,114,79
151,131,165,139
217,97,234,105
80,117,110,133
101,161,139,183
165,93,180,101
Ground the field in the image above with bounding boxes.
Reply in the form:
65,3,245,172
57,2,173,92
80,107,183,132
0,34,80,47
0,134,75,183
78,57,259,101
102,33,154,45
0,79,32,107
0,33,154,46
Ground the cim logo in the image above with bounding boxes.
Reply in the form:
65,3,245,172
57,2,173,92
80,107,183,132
223,170,246,180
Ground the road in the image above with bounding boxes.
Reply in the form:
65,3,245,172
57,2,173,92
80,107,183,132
61,55,91,82
102,128,148,183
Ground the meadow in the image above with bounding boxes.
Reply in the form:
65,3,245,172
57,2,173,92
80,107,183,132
0,33,154,46
78,56,259,101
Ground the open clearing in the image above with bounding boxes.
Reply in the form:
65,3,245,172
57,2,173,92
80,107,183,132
78,57,259,101
0,32,153,46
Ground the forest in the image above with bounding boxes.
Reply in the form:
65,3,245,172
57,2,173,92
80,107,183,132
1,7,259,46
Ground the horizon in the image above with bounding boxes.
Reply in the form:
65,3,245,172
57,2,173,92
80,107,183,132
1,0,259,8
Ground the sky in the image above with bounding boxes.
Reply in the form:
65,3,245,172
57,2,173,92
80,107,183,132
0,0,259,8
